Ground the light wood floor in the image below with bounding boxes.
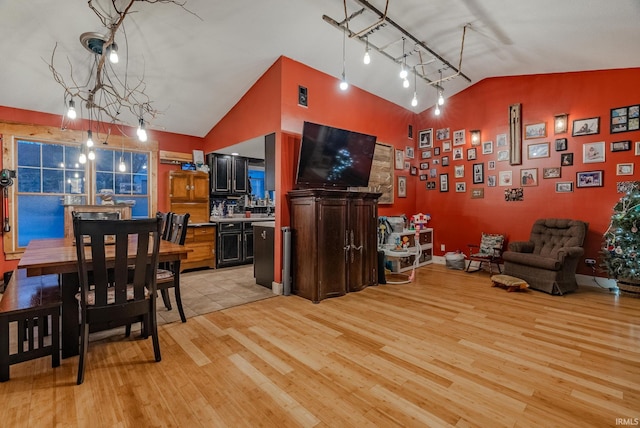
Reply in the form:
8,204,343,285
2,264,639,427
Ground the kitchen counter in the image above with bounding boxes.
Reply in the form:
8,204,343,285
209,217,274,224
253,221,275,228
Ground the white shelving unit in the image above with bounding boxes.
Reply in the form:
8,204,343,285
382,228,433,273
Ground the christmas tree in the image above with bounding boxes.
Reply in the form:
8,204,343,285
602,182,640,287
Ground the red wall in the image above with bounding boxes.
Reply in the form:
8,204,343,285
414,68,640,274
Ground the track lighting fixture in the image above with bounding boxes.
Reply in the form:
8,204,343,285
66,99,77,119
363,37,371,65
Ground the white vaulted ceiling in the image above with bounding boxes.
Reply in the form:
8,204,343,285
1,0,639,138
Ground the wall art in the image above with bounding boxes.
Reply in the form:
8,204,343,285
583,141,605,163
572,117,600,136
418,128,433,148
610,104,639,133
576,170,603,188
524,122,546,139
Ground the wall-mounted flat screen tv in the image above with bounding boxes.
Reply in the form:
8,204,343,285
295,121,377,189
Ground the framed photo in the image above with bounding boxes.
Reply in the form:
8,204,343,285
610,105,639,133
434,147,441,156
471,188,484,199
442,156,450,166
410,166,418,176
405,146,415,159
453,129,466,146
611,140,631,152
561,153,574,166
439,173,449,192
453,148,463,160
418,129,433,148
497,150,509,162
454,165,464,178
419,174,427,181
555,138,568,151
430,168,437,178
524,122,546,139
520,168,538,186
617,163,634,176
421,150,432,159
419,162,429,170
488,160,496,170
527,142,550,159
637,141,640,155
487,175,497,187
496,133,508,147
432,159,440,165
576,170,603,188
482,141,493,155
505,188,524,202
455,182,466,193
555,182,574,193
499,171,513,186
473,163,484,184
394,149,404,169
583,141,605,163
572,117,600,136
543,167,561,179
398,176,407,197
427,181,436,190
467,147,477,160
436,128,450,140
408,124,413,139
442,140,452,152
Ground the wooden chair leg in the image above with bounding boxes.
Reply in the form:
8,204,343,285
160,289,172,310
51,312,60,369
173,278,186,323
77,317,89,385
0,316,9,382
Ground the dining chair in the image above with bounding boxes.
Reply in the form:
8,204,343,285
156,212,190,322
72,215,163,385
158,211,173,241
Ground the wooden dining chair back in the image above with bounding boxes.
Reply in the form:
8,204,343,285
156,212,190,323
72,215,163,385
158,211,173,241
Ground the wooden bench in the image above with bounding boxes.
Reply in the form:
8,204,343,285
0,269,61,382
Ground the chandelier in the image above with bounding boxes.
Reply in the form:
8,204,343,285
49,0,192,164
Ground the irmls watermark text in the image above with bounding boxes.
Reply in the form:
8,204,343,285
616,418,639,426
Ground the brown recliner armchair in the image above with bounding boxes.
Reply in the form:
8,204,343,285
502,218,588,295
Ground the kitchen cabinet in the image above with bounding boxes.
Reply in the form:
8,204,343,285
207,153,248,194
253,223,274,288
181,224,216,272
215,220,265,268
169,170,209,202
288,189,381,303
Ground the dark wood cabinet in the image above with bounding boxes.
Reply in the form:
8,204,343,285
253,224,274,288
288,189,381,303
208,154,248,194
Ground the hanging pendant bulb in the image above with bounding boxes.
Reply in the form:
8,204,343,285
118,156,126,172
363,37,371,65
137,118,148,142
434,105,441,116
79,153,87,164
399,65,408,80
88,150,95,161
398,37,408,79
86,130,94,147
67,99,77,119
411,92,418,107
339,27,348,91
108,43,119,64
402,78,410,88
438,90,445,106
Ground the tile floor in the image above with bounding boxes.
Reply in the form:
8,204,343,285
155,264,276,325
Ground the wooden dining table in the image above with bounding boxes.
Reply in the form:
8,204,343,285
18,237,190,358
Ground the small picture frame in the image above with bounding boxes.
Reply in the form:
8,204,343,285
398,176,407,197
442,140,452,152
520,168,538,186
473,163,484,184
636,141,640,155
527,142,550,159
453,148,463,160
499,171,513,186
487,175,497,187
610,105,639,134
611,140,631,152
555,182,574,193
439,173,449,192
421,150,432,159
419,162,429,170
543,167,561,179
419,174,427,181
404,161,410,170
427,181,436,190
405,146,415,159
418,129,433,148
572,117,600,136
410,166,418,176
408,124,413,139
487,160,496,170
617,163,634,176
455,182,466,193
467,147,477,160
561,153,574,166
505,188,524,202
430,168,437,178
442,156,450,166
576,170,604,188
482,141,493,155
454,165,464,178
453,129,466,146
583,141,605,163
434,147,441,156
436,128,450,140
496,133,508,147
497,150,510,162
394,149,404,170
524,122,546,139
555,138,568,151
471,188,484,199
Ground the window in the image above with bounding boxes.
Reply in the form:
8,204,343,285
15,139,151,248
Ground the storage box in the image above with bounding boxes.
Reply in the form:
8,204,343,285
445,252,466,270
